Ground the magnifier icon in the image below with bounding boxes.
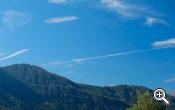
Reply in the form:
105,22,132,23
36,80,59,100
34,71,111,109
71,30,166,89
154,88,170,105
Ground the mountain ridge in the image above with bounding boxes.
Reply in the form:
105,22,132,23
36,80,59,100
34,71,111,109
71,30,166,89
0,64,174,110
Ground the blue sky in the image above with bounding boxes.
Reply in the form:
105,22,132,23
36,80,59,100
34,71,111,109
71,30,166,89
0,0,175,91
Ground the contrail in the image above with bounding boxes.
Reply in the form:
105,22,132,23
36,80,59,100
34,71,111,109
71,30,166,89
43,46,175,66
0,49,29,62
165,77,175,83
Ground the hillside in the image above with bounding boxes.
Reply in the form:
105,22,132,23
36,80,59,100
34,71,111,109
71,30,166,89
0,68,42,110
170,90,175,97
0,64,174,110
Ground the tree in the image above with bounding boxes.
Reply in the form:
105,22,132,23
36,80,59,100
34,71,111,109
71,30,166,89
0,105,9,110
127,92,165,110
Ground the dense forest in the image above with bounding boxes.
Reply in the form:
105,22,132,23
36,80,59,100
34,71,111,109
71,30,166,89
0,64,174,110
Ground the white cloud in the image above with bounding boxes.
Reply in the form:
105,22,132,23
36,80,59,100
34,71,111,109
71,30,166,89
165,77,175,83
43,45,174,66
152,38,175,47
145,17,168,27
45,16,78,24
101,0,154,19
48,0,67,4
0,49,29,62
101,0,169,26
0,10,32,31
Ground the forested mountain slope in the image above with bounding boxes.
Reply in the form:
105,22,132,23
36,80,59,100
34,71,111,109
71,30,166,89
0,64,174,110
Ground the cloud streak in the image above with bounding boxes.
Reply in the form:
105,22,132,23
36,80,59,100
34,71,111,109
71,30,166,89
43,45,175,66
165,77,175,83
145,17,168,27
45,16,78,24
48,0,67,4
101,0,155,19
101,0,168,26
152,38,175,47
0,49,29,62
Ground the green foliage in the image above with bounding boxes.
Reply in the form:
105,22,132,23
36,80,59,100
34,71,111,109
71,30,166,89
0,105,9,110
127,92,165,110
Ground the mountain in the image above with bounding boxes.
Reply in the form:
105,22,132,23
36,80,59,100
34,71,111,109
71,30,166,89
0,68,42,110
2,64,127,110
170,90,175,97
0,64,174,110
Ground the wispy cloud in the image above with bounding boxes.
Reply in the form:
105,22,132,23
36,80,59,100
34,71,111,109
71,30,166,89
101,0,154,19
145,17,168,27
0,49,29,62
0,10,32,31
48,0,67,4
152,38,175,47
101,0,168,26
45,16,78,24
43,45,175,66
165,77,175,83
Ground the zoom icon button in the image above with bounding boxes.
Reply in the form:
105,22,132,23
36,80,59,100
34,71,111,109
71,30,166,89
154,88,170,105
